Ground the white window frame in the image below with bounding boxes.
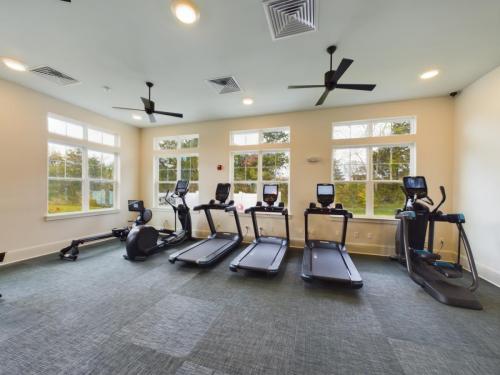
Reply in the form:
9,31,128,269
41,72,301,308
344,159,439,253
154,153,199,209
230,127,290,146
332,116,416,140
46,114,120,218
47,141,120,216
229,149,291,211
332,143,416,217
154,134,199,151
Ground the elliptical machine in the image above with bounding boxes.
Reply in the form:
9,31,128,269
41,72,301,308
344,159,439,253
59,200,153,261
124,180,192,261
395,176,481,310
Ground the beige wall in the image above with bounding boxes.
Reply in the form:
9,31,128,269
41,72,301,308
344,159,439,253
0,79,140,264
140,96,456,257
454,66,500,286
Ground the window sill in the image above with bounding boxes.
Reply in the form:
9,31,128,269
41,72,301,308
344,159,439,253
233,212,293,219
329,215,397,224
45,209,120,221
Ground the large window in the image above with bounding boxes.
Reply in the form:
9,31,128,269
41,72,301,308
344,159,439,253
333,117,415,140
231,150,290,212
332,144,414,216
155,155,199,207
47,115,119,215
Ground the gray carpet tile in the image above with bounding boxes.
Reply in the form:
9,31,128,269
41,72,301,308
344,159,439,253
175,361,229,375
69,336,182,375
390,337,500,375
115,294,223,357
1,243,500,375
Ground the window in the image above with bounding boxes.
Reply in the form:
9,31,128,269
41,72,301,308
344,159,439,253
155,134,199,150
332,144,414,216
231,150,290,211
47,115,119,215
88,128,118,147
155,155,199,208
230,127,290,146
333,117,415,140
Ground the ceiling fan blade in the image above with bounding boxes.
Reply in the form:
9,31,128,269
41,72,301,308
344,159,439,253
331,58,354,83
148,113,156,123
112,107,145,111
288,85,325,89
315,89,330,106
154,110,184,118
336,84,376,91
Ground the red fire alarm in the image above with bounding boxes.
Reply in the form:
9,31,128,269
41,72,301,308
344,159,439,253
217,164,223,171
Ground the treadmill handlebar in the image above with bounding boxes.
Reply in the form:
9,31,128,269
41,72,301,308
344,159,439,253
244,206,288,215
305,207,353,218
194,201,235,211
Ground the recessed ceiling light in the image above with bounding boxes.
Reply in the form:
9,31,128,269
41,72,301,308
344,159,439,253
171,0,200,24
420,69,439,80
2,57,28,72
242,98,254,106
132,114,143,120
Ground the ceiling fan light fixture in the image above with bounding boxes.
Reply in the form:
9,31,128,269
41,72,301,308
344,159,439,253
420,69,439,80
242,97,254,105
132,114,143,120
171,0,200,24
2,57,28,72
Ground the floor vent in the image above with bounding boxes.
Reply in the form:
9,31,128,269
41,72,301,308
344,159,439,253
263,0,318,40
206,76,241,94
30,66,80,86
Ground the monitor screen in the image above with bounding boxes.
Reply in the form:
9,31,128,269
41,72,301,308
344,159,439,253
317,184,334,196
263,184,278,195
404,176,426,190
175,180,189,193
128,200,144,212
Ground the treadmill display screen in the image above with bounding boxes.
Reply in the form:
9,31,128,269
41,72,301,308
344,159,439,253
317,184,334,196
215,183,231,203
264,184,278,195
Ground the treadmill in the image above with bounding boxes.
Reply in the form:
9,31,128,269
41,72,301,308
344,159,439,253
301,183,363,288
169,183,243,266
230,184,290,274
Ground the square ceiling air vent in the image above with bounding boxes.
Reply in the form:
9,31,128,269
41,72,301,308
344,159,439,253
206,76,241,94
30,66,80,86
263,0,318,40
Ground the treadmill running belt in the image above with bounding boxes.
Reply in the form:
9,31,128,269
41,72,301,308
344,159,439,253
177,238,234,262
238,242,283,270
311,247,351,281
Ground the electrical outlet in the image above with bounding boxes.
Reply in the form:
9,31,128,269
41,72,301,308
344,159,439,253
367,233,373,240
353,232,359,239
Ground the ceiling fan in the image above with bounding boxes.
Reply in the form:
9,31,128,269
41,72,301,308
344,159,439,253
113,82,183,123
288,45,376,106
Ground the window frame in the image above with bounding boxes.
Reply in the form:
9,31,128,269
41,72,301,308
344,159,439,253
230,127,290,146
230,149,291,211
332,116,416,140
154,153,200,209
331,142,416,217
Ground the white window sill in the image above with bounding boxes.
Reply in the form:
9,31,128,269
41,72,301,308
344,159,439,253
329,215,397,224
233,212,293,219
45,209,120,221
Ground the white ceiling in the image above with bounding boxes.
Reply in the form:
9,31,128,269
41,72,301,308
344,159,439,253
1,0,500,127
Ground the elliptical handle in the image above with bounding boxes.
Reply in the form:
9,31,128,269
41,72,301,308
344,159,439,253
432,186,446,214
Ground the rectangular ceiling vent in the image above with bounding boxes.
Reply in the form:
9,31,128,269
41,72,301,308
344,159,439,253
263,0,318,40
30,66,80,86
206,76,241,94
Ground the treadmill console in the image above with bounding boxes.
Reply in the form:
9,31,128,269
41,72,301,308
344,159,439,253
174,180,190,196
215,183,231,203
403,176,428,199
317,184,335,208
263,184,279,206
128,200,145,212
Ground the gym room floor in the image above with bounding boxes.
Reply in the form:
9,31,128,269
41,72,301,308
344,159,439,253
1,242,499,375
